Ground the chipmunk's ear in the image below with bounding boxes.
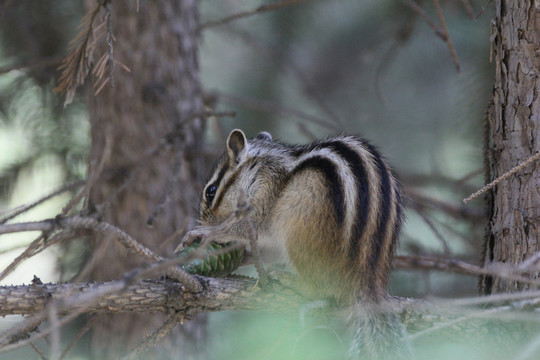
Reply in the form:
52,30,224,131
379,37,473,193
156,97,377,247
227,129,248,164
255,131,272,141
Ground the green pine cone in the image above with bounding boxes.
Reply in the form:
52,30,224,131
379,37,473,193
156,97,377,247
176,239,244,277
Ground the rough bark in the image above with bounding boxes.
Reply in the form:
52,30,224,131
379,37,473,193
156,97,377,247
481,1,540,294
0,277,300,316
83,0,205,358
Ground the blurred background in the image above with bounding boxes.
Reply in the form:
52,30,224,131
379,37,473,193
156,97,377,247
0,0,495,359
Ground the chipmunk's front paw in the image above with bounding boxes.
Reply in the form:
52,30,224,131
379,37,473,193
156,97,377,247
173,227,212,255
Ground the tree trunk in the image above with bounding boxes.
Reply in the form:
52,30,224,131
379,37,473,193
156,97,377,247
481,0,540,294
83,1,205,358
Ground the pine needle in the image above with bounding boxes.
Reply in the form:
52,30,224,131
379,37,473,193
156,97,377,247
54,4,103,106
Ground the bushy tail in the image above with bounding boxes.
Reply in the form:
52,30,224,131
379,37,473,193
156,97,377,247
347,301,412,360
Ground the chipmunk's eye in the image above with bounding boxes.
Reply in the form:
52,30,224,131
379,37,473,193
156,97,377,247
205,184,217,202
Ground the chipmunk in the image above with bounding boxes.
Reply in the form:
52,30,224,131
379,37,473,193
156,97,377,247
175,129,410,359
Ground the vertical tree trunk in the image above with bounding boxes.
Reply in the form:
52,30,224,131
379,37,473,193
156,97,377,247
481,1,540,294
84,1,205,357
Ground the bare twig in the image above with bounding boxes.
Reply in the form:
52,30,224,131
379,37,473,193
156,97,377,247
0,310,44,347
201,0,310,30
517,250,540,272
400,0,445,39
215,91,338,131
63,217,203,291
0,221,54,235
475,0,494,20
0,180,85,224
60,216,163,262
0,230,78,282
460,0,475,19
0,217,160,261
59,321,91,360
0,215,163,266
396,255,484,276
121,313,183,360
433,219,476,252
29,342,47,360
399,0,460,72
401,172,477,194
395,255,540,285
456,168,483,184
433,0,460,72
406,188,483,220
0,235,45,282
157,218,189,253
0,243,33,255
436,289,540,307
463,151,540,204
406,305,511,341
407,203,451,254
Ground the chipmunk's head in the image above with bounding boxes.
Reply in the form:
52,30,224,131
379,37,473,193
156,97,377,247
198,129,276,224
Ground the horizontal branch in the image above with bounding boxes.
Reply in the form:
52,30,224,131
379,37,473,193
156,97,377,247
0,276,304,317
395,255,540,285
0,220,55,235
5,273,540,358
405,188,483,220
395,255,483,276
4,276,540,342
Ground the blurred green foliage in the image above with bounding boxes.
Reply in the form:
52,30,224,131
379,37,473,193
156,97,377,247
0,1,87,201
207,310,540,360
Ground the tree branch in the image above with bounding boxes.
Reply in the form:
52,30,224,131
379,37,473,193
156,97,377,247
201,0,310,30
3,276,540,339
0,276,302,317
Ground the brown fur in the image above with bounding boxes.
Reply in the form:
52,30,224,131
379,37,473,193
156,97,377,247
177,129,410,359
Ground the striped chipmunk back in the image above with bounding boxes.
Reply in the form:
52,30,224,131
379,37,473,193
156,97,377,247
194,129,403,303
